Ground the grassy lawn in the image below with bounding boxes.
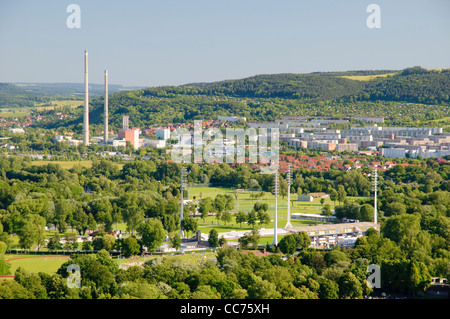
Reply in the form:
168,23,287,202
188,186,338,218
32,100,82,111
339,72,399,81
29,160,124,170
4,254,70,275
0,110,28,118
30,160,93,170
194,215,318,235
187,186,371,240
227,234,289,245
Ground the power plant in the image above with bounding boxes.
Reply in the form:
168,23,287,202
79,51,138,149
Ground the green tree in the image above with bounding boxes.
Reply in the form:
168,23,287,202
235,211,247,228
171,234,181,251
208,229,219,248
330,189,338,205
123,205,145,236
239,227,260,250
337,271,363,299
382,214,421,251
138,218,166,253
278,234,297,254
247,274,282,299
116,281,166,299
181,217,198,237
337,185,347,204
317,276,339,299
0,280,34,299
121,237,141,257
14,267,47,299
257,211,271,227
322,204,332,216
101,234,116,252
198,197,213,222
247,210,257,227
221,211,233,225
0,254,11,276
360,204,374,222
18,214,46,250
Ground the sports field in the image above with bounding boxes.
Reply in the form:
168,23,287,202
187,186,336,219
3,255,70,276
3,186,355,276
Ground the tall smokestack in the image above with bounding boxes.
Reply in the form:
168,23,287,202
83,50,89,145
123,115,129,130
104,70,108,144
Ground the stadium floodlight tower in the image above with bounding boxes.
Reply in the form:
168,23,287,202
372,166,378,225
285,164,293,229
271,170,279,246
179,166,188,237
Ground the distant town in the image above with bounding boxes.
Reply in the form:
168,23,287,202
41,114,450,161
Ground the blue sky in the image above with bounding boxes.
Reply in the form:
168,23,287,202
0,0,449,87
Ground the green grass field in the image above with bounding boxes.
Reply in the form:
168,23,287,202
0,110,28,118
30,160,93,169
30,160,124,170
4,254,70,275
339,72,399,81
188,186,336,217
32,100,82,111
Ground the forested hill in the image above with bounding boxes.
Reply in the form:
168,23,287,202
353,67,450,104
36,67,450,131
0,82,146,108
0,83,52,108
179,73,367,100
168,67,450,104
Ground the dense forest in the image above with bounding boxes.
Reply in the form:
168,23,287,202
0,83,52,108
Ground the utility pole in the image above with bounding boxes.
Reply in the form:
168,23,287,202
372,166,378,225
179,166,188,238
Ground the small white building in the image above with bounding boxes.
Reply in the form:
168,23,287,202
298,194,314,202
156,128,170,140
143,139,166,148
8,128,25,134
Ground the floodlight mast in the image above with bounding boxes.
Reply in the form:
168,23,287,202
271,170,279,246
285,164,293,229
372,166,378,225
179,167,188,237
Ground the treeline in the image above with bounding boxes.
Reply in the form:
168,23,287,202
180,73,366,101
36,67,450,134
343,67,450,105
1,224,446,300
